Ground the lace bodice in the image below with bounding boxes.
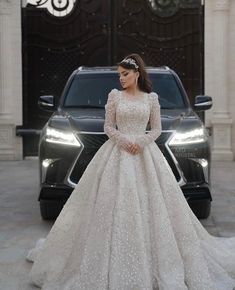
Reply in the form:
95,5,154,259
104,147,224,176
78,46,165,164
104,88,162,149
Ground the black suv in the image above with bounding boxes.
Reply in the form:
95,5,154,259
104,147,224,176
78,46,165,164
38,66,213,220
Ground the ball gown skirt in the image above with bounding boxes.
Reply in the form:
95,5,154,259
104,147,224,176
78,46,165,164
26,89,235,290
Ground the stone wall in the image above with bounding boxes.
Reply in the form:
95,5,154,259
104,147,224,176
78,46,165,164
205,0,234,160
0,1,22,160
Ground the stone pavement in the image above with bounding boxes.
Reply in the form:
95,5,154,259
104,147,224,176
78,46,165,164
0,159,235,290
200,161,235,237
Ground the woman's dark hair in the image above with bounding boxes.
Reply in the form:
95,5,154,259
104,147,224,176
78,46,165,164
117,53,152,93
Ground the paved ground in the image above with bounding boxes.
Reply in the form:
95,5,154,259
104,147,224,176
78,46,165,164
0,159,235,289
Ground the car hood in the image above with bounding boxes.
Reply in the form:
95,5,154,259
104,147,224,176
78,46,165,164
49,107,203,132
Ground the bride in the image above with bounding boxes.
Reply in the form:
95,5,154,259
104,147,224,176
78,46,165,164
26,53,235,290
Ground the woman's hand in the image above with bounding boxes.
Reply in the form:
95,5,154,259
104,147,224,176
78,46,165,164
117,136,142,155
125,143,143,155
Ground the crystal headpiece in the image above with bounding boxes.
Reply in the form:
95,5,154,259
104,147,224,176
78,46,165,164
121,58,139,70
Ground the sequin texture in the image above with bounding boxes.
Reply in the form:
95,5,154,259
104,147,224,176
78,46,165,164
26,88,235,289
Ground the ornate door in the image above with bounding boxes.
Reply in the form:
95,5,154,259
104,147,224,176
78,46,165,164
21,0,203,156
22,0,112,155
112,0,204,101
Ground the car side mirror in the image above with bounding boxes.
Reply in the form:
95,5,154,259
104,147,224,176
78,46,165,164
38,95,55,112
194,95,213,111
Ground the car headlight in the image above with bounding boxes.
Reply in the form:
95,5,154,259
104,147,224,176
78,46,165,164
45,127,81,147
169,127,207,145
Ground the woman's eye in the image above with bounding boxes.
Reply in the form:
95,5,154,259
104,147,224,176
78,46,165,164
124,73,128,76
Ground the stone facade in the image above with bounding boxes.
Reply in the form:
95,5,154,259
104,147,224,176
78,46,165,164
0,0,22,160
0,0,234,160
204,0,234,160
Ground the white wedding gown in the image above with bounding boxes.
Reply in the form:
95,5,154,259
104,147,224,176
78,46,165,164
26,89,235,290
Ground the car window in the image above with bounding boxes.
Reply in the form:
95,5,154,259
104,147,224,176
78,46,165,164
63,73,186,109
63,74,122,108
149,73,185,109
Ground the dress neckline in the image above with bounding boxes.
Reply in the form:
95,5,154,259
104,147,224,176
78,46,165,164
120,90,147,101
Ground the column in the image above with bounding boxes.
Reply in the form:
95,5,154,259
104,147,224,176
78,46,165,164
0,1,12,118
0,1,15,159
211,0,233,161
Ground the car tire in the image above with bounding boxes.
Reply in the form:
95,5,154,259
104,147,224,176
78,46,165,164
189,199,211,219
40,200,66,220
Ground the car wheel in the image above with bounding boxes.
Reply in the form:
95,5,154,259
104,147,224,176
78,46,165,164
189,199,211,219
40,200,66,220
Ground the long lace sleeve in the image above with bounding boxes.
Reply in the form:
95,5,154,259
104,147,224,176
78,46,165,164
135,92,162,148
104,89,131,149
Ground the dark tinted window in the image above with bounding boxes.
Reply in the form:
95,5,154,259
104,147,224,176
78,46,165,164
64,74,122,108
150,73,185,109
63,72,185,109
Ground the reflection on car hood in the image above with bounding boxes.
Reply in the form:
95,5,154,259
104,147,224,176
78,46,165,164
49,107,202,133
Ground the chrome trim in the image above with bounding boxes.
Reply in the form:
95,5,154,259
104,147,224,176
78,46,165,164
165,132,187,186
66,130,187,187
194,101,212,107
79,131,106,135
39,101,54,107
65,135,85,187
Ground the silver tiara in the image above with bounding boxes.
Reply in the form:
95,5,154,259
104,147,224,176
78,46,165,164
121,58,139,69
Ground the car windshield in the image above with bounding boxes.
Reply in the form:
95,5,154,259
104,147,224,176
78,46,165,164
63,72,185,109
150,73,185,109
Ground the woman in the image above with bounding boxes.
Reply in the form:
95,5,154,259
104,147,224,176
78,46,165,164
27,53,235,289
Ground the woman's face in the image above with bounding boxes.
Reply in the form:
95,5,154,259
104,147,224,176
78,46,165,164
118,66,139,89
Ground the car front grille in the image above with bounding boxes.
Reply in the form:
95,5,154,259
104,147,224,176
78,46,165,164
156,132,181,182
69,131,181,185
78,133,108,150
69,134,108,184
